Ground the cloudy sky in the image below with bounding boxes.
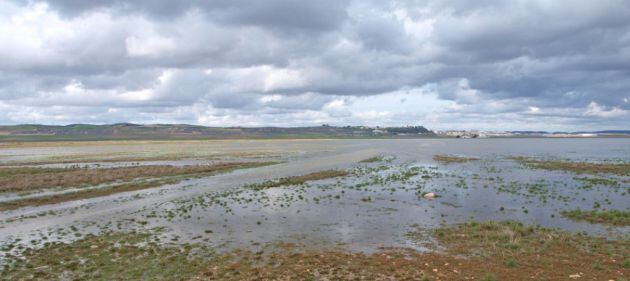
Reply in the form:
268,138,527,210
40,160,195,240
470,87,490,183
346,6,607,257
1,0,629,130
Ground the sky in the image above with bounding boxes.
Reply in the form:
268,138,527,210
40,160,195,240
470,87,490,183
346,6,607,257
0,0,629,131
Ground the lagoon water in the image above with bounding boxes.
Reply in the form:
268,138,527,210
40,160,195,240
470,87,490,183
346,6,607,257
1,138,629,258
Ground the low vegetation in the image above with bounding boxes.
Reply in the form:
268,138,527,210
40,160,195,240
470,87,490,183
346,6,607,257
423,221,629,280
1,232,209,280
359,155,384,163
561,209,630,226
0,155,188,166
245,169,349,190
0,162,276,211
512,156,630,176
1,231,436,281
0,151,280,167
3,221,628,281
0,167,74,178
433,154,480,164
0,179,171,211
0,162,275,194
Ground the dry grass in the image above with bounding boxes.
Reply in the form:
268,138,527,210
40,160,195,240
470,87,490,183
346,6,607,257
512,156,630,176
0,140,199,149
0,151,280,166
2,221,628,281
0,162,275,194
0,162,275,211
0,155,189,166
0,180,168,211
0,167,72,178
245,170,349,190
433,154,480,164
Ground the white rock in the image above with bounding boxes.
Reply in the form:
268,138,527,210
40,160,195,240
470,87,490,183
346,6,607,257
423,192,436,199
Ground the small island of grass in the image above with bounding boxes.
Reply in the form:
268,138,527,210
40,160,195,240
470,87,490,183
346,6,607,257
433,154,480,164
561,209,630,226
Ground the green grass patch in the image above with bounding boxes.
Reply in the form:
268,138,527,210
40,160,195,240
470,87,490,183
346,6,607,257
245,170,349,191
359,155,385,163
3,221,629,280
409,220,628,279
433,154,480,164
561,209,630,226
1,232,212,280
511,157,630,176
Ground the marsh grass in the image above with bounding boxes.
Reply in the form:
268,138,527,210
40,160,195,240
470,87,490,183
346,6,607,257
0,167,74,178
419,221,629,279
1,232,439,281
0,151,282,167
0,180,173,211
359,155,384,163
561,209,630,226
0,155,186,166
0,162,276,194
511,156,630,176
1,232,211,281
573,176,621,187
245,170,349,190
3,221,629,281
433,154,480,164
0,162,276,211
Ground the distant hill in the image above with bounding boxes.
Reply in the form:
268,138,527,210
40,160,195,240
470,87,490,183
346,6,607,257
585,130,630,134
0,124,434,141
509,131,549,135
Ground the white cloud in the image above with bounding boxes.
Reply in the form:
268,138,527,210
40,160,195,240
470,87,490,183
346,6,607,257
528,106,541,113
263,68,306,92
584,102,628,118
125,35,176,58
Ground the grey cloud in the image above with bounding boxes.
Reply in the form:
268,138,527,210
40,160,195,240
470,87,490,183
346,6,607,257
262,93,334,111
1,0,629,129
353,15,410,53
33,0,350,32
211,0,350,32
207,92,256,109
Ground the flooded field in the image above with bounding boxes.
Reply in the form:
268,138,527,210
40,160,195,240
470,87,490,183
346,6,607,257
1,139,629,280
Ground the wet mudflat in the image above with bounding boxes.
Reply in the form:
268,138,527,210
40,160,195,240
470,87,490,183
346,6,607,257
0,138,628,280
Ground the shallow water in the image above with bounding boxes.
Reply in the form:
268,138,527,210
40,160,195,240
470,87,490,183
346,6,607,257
1,139,628,260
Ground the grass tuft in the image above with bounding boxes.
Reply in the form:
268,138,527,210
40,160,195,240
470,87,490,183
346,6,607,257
433,154,480,164
359,155,384,163
511,156,630,176
245,170,349,190
561,209,630,226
